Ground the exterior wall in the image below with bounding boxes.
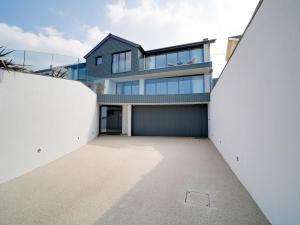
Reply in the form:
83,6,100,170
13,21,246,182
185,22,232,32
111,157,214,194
0,70,99,184
122,105,128,135
86,38,140,78
209,1,300,224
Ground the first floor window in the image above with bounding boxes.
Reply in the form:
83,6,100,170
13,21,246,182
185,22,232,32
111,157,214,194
112,51,131,73
116,81,139,95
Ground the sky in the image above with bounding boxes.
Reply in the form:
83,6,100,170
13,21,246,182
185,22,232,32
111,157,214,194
0,0,259,77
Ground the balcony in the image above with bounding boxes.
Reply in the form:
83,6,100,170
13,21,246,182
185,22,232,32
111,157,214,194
97,93,210,104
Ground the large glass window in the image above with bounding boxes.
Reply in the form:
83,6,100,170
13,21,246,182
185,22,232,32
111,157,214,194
155,54,166,68
156,78,167,94
145,56,155,70
116,80,139,95
112,51,131,73
167,77,179,94
141,47,204,70
190,48,203,64
178,50,190,65
145,79,156,95
125,51,131,72
144,75,204,95
192,76,204,93
167,53,177,67
179,77,191,94
132,80,139,95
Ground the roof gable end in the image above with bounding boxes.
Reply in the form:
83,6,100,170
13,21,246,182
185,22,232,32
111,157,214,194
84,33,141,58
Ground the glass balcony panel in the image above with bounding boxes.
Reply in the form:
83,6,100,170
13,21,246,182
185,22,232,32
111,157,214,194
155,54,166,69
192,75,204,93
178,50,190,65
167,53,177,67
167,77,179,94
145,56,155,70
145,79,156,95
156,78,167,94
190,48,203,64
179,77,192,94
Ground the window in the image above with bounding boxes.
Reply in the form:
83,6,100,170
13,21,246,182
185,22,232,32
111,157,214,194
167,78,179,94
156,78,167,94
144,75,205,95
132,81,139,95
145,79,156,95
167,53,177,67
145,56,155,70
155,54,166,68
112,51,131,73
192,76,204,93
178,50,190,65
190,48,203,64
179,77,191,94
96,56,103,65
116,80,139,95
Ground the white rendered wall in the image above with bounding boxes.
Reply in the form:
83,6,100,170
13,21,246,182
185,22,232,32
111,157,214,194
0,70,99,183
122,104,128,135
209,1,300,224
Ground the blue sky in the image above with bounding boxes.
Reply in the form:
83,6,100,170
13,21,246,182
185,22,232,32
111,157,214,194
0,0,259,76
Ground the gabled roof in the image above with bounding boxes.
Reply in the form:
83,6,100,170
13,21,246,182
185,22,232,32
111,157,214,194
84,33,142,58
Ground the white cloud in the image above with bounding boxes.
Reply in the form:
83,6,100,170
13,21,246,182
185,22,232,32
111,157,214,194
106,0,260,77
0,0,259,76
0,23,109,60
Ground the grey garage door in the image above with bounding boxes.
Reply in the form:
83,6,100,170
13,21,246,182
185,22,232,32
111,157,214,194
132,105,208,137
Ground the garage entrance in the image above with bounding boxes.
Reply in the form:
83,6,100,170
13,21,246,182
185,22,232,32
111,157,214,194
132,105,208,137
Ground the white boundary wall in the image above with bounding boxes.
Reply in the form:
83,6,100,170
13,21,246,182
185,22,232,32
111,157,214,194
0,70,99,183
209,1,300,224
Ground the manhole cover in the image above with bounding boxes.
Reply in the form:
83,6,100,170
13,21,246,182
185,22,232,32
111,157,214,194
185,191,210,208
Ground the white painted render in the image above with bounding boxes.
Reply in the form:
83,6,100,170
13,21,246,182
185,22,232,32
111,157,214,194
209,1,300,224
0,70,99,184
127,105,132,136
122,104,128,135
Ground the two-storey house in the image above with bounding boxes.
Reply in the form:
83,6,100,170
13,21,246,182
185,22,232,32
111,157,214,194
84,34,215,137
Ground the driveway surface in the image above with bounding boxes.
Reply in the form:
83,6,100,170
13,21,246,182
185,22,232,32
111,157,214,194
0,136,269,225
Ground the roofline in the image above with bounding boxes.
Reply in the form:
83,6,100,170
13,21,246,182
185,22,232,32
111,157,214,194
143,39,216,55
84,33,141,59
84,34,216,58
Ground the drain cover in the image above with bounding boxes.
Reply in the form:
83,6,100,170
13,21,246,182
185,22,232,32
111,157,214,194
185,191,210,208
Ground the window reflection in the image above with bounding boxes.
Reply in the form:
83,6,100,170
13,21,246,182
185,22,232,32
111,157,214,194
144,75,205,95
140,47,204,70
112,51,131,73
116,80,139,95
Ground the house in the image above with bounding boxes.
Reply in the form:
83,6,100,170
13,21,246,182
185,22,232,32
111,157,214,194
225,35,242,61
84,34,215,137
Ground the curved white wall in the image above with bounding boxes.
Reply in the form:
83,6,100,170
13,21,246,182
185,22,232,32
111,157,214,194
0,70,99,183
209,1,300,224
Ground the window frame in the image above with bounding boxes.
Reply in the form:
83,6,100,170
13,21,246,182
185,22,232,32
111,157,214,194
95,56,103,65
112,51,132,74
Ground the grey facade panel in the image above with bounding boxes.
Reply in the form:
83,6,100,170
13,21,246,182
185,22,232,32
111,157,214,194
97,93,210,104
86,38,140,79
132,105,208,137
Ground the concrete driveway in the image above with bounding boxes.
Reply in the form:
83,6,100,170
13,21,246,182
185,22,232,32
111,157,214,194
0,136,269,225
